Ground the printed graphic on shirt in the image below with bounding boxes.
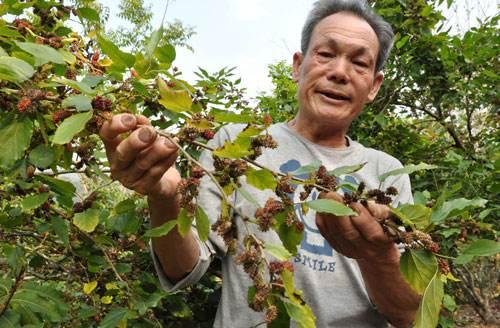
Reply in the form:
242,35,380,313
279,159,358,273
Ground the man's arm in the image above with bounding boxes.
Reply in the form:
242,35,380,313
316,192,420,327
99,114,200,283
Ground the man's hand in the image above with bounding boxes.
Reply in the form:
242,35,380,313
99,113,181,201
315,191,399,264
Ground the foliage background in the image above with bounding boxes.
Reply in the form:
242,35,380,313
0,0,498,327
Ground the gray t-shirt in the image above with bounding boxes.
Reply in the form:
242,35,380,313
153,122,413,327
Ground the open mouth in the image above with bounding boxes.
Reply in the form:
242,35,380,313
318,90,351,102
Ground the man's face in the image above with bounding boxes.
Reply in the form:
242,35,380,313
293,12,384,130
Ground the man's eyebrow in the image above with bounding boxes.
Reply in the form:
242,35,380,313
324,38,374,60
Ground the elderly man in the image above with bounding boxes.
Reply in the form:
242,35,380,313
100,0,420,327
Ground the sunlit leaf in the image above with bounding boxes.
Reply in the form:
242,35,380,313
195,206,210,241
73,208,100,233
97,34,135,69
52,110,93,144
289,160,321,176
307,199,357,216
83,281,98,295
0,56,35,82
455,239,500,264
246,168,277,190
154,43,176,65
77,7,100,22
15,41,65,66
329,162,367,176
400,249,437,294
144,220,177,238
177,208,193,237
21,193,49,211
431,198,488,224
0,115,33,168
391,204,431,230
265,243,292,261
62,94,93,112
157,78,192,113
414,271,444,328
213,139,252,159
211,108,252,123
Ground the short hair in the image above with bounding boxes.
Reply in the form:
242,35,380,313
301,0,394,72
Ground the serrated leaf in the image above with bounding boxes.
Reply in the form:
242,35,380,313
15,41,65,66
245,168,277,190
97,34,135,69
62,94,92,111
265,243,292,261
0,56,35,82
379,163,438,183
52,110,93,144
21,193,49,211
400,250,437,294
177,208,193,237
157,78,192,113
307,199,357,216
431,198,488,224
414,271,444,328
0,115,33,168
144,220,177,238
29,144,55,168
73,208,100,233
99,308,128,328
455,239,500,264
83,281,98,295
289,160,321,176
329,162,367,176
195,206,210,241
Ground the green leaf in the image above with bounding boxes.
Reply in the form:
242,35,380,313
62,95,93,112
276,212,303,255
76,7,100,22
0,26,23,38
2,245,25,275
431,198,488,224
99,307,128,328
157,78,192,113
211,108,252,123
21,193,49,211
144,220,177,238
414,271,444,328
281,269,316,328
15,41,65,66
97,34,135,69
237,186,259,206
245,168,277,190
36,175,76,207
265,243,292,261
177,208,193,237
52,77,97,95
145,27,163,61
396,35,410,49
0,115,33,168
154,43,176,65
195,206,210,241
329,162,367,176
400,250,437,294
0,47,6,56
51,216,69,247
307,199,357,216
52,110,93,144
268,300,290,328
0,56,35,82
289,160,321,176
455,239,500,264
73,208,100,233
379,163,438,183
213,139,252,159
29,144,55,168
391,204,431,230
0,309,20,328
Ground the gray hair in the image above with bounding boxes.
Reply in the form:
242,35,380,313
301,0,394,72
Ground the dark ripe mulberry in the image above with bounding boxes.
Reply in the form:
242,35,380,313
190,166,205,179
385,186,398,196
17,97,32,112
276,175,294,194
315,165,337,190
73,202,85,213
91,95,113,111
426,242,441,254
438,258,450,275
26,89,46,100
357,182,366,194
263,113,273,126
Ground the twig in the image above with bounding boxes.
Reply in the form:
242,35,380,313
0,267,25,317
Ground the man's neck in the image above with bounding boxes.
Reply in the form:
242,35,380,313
288,116,350,148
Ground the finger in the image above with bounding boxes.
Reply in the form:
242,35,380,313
350,202,391,245
115,136,178,186
364,200,391,221
99,114,138,151
112,126,158,171
130,158,178,195
318,191,343,203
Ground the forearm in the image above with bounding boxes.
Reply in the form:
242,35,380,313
148,194,200,283
357,246,421,328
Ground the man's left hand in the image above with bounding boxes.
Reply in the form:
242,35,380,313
315,192,400,264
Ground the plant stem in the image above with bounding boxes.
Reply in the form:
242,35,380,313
0,267,25,317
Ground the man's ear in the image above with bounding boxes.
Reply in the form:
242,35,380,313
367,71,384,102
292,52,303,82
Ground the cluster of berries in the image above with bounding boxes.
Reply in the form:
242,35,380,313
13,18,34,34
36,35,64,49
300,166,337,201
177,126,215,143
248,134,278,160
86,96,114,134
213,157,248,186
73,191,99,213
400,230,441,253
177,177,201,214
17,89,47,113
211,216,238,254
255,198,285,232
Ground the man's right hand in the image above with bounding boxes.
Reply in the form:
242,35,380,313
99,113,181,202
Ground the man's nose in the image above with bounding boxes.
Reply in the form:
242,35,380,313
326,57,349,84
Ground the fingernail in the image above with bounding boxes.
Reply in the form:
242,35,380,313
121,115,135,127
139,127,154,143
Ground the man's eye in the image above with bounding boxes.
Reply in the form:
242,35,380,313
353,60,368,67
318,51,334,58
